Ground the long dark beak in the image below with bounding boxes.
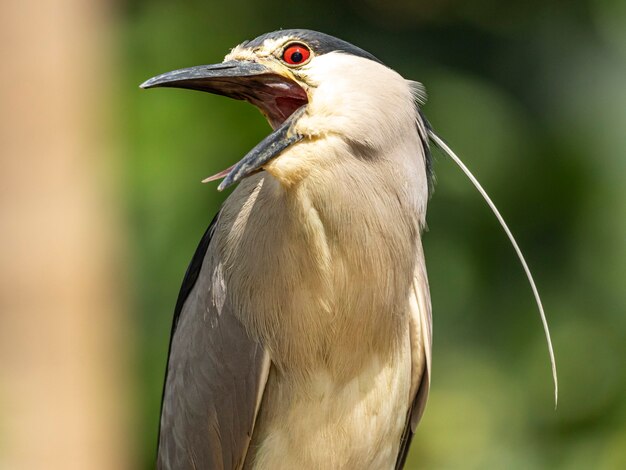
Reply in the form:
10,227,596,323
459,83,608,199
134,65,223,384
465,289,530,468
141,61,308,188
141,61,275,100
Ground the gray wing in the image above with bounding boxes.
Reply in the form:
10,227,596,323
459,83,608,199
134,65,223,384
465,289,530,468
395,243,432,470
157,213,270,470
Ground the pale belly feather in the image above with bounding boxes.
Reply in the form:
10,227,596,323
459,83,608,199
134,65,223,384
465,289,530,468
249,330,412,470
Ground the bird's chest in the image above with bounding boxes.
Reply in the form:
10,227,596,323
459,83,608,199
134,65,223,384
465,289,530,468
217,173,418,375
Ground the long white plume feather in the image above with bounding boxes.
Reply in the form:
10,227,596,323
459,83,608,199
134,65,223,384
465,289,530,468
428,130,558,408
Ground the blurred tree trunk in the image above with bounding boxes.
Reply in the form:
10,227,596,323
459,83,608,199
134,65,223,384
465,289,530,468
0,1,131,469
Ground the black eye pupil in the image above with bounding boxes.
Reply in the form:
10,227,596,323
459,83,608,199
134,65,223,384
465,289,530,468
291,51,303,62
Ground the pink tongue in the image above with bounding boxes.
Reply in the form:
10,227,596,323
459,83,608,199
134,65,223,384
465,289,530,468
202,165,235,183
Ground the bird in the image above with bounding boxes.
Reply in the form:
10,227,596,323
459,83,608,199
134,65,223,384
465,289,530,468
141,29,557,470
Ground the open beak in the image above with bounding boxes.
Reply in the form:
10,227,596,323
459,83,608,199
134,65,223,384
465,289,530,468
141,60,308,189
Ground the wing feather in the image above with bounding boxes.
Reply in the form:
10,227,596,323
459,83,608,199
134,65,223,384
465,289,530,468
395,243,432,469
157,212,270,470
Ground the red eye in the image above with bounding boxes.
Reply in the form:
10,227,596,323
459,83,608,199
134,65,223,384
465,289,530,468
282,43,311,65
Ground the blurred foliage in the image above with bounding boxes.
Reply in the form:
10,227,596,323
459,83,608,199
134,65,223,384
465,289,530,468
120,0,626,468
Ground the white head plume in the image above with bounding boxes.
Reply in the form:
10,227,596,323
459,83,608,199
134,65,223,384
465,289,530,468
428,130,558,408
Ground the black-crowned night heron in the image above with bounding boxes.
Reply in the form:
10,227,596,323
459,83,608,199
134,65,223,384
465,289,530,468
141,29,557,470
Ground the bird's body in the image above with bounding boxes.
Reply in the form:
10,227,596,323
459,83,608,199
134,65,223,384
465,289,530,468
143,27,557,470
145,29,431,470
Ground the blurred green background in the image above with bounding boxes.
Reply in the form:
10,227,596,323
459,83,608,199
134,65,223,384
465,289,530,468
123,0,626,468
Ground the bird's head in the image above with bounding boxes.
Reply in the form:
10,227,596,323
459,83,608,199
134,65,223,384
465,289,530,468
141,29,425,190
